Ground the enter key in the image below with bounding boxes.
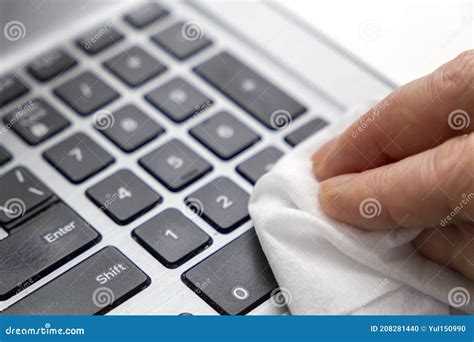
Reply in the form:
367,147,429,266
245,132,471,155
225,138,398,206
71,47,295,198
0,202,100,300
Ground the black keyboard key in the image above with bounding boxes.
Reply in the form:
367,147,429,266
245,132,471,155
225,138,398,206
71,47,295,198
0,74,28,106
195,52,306,129
86,169,161,225
96,104,164,152
145,77,212,123
152,21,212,60
0,202,100,300
4,246,149,315
0,145,12,166
182,229,277,315
76,25,124,55
124,3,168,29
0,167,53,225
27,49,77,82
236,147,283,185
190,111,260,160
54,71,119,116
185,177,249,233
133,208,211,268
3,98,70,145
285,118,328,147
104,46,166,87
139,139,212,192
43,133,114,183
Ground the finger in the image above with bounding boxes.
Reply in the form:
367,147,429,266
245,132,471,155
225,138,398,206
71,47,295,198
318,133,474,231
313,50,474,181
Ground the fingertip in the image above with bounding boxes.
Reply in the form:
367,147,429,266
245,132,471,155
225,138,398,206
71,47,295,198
318,171,394,231
312,138,337,180
318,181,339,218
318,174,358,218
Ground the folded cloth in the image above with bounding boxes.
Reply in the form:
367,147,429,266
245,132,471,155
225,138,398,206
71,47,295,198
249,104,474,315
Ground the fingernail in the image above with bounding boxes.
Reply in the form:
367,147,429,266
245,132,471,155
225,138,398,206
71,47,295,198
318,173,358,216
312,137,337,179
320,173,358,188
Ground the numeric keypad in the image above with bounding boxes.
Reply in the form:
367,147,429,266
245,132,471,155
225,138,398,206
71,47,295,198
185,177,249,233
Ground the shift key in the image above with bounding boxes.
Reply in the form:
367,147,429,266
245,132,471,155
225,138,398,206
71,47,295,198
0,203,100,300
4,247,150,315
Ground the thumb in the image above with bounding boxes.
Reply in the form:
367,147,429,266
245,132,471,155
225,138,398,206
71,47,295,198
318,133,474,231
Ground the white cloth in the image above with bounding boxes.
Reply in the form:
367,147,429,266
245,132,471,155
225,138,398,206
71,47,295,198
249,104,474,315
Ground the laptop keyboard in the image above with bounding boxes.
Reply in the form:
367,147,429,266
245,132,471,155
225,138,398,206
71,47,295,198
86,169,162,225
132,208,212,269
145,77,213,122
27,49,77,82
0,202,101,301
139,138,213,192
105,46,167,87
237,146,284,185
152,21,213,60
4,246,150,315
190,111,261,160
43,132,115,184
195,51,307,129
0,75,29,106
0,146,12,166
96,104,166,152
0,167,54,226
4,98,71,145
0,2,329,315
76,26,125,55
185,177,250,234
54,71,120,116
182,229,277,315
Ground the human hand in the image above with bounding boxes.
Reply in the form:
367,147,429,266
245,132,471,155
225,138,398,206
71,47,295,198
312,51,474,280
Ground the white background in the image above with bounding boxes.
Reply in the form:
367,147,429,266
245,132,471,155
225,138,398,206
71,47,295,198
280,0,473,85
